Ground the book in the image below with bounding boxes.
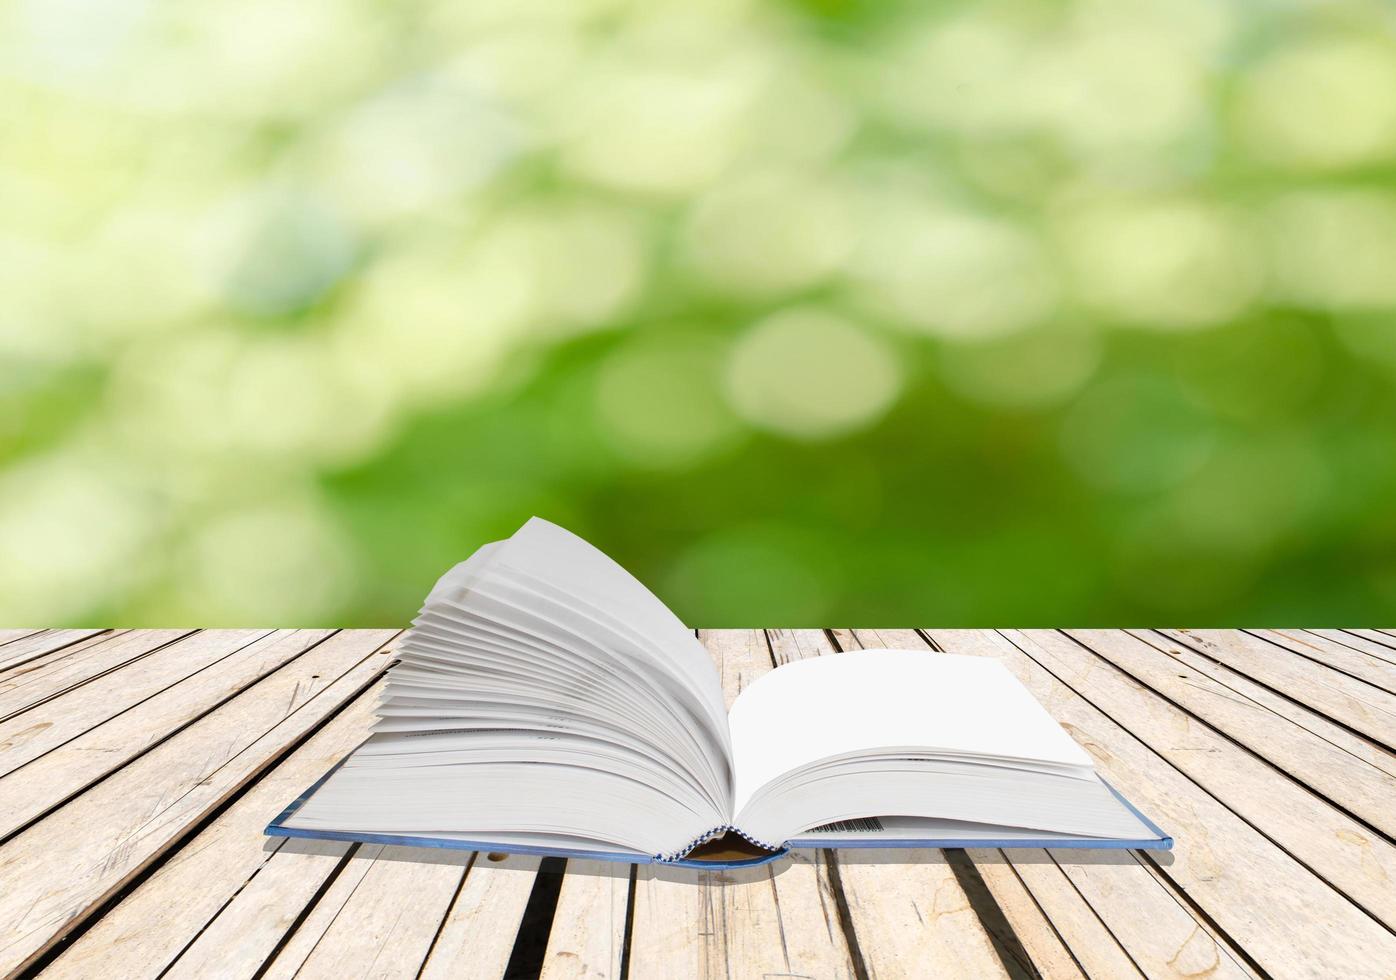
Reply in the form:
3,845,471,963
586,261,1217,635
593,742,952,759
267,518,1171,868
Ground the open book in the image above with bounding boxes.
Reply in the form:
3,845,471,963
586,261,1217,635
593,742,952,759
268,518,1170,867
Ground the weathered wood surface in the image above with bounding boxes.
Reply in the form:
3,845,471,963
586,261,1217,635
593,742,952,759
1,628,1392,980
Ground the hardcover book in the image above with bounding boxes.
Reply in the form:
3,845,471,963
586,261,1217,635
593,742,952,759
267,518,1170,868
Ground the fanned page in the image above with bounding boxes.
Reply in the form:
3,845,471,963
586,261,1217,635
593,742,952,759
727,650,1160,847
280,518,735,859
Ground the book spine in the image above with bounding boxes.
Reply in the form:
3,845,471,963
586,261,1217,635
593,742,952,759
655,825,782,864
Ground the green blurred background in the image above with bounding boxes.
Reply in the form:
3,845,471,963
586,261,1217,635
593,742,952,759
4,0,1396,626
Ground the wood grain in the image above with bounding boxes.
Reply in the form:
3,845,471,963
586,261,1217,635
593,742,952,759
417,853,540,980
0,629,339,838
849,628,1258,980
1249,628,1396,695
0,629,111,676
0,628,282,777
1159,629,1396,749
42,676,388,980
0,630,395,976
0,629,188,718
540,862,630,980
1326,629,1396,668
943,629,1396,978
1134,629,1396,778
5,627,1394,979
1132,629,1396,828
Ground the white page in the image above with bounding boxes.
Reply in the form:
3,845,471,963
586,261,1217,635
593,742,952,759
791,814,1153,843
424,540,503,603
727,650,1094,815
416,580,729,806
419,518,730,767
284,761,712,856
490,519,728,725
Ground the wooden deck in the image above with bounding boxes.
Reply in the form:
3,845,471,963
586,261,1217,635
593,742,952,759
1,628,1394,979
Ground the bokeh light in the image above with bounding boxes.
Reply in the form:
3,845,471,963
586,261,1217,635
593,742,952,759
1235,35,1396,173
1057,196,1261,330
4,0,1396,626
595,331,742,468
726,308,901,440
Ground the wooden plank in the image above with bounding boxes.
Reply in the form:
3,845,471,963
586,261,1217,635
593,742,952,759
0,629,193,719
0,630,396,976
987,832,1250,980
270,847,473,979
161,837,535,980
766,627,839,665
630,852,857,980
1251,629,1396,695
1046,849,1258,980
0,630,110,675
1137,630,1396,780
1110,630,1396,833
828,628,858,651
417,852,541,980
1129,854,1267,978
248,820,536,977
253,843,385,978
922,629,1396,978
0,628,280,778
0,630,338,838
246,816,537,975
1159,629,1396,749
540,862,630,980
43,675,388,980
0,629,43,647
959,851,1091,980
1331,629,1396,668
627,630,859,980
989,849,1150,979
707,628,774,708
1041,629,1396,930
833,851,1015,980
158,840,356,979
847,628,933,650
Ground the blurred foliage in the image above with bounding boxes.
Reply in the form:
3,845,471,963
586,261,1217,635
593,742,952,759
3,0,1396,626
